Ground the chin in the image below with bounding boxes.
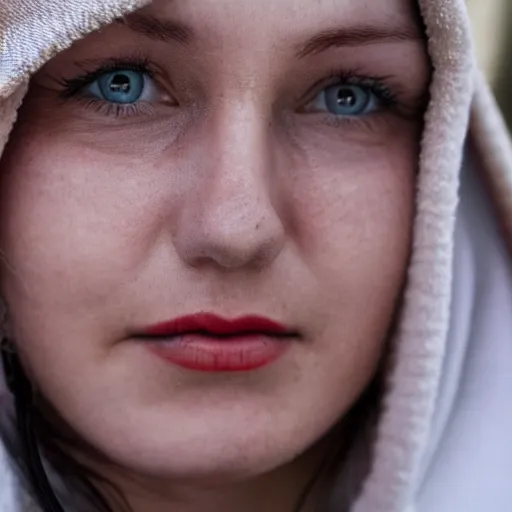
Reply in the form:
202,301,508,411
78,406,327,484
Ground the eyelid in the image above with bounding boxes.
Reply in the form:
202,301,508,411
57,57,172,100
67,98,161,119
325,71,396,103
298,69,397,115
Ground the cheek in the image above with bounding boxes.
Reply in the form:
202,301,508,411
0,131,175,383
290,125,416,376
0,130,165,307
293,125,416,301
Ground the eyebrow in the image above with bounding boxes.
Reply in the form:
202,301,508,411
119,14,422,57
119,13,193,44
296,24,423,58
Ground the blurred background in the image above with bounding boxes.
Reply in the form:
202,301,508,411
468,0,512,125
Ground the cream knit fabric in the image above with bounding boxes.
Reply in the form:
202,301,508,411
1,1,512,511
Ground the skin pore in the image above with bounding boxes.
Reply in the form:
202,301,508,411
0,0,429,511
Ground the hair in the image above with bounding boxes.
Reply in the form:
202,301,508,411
1,342,124,512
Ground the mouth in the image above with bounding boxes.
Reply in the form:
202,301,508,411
135,313,299,372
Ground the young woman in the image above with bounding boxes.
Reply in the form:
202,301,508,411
0,0,511,511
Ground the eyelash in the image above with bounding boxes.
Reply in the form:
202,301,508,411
57,57,161,118
308,68,400,128
320,69,398,105
57,58,404,123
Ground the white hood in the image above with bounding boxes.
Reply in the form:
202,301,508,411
1,1,512,511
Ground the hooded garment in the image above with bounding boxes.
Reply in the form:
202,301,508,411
1,1,512,511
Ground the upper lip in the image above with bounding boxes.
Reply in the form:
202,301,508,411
140,313,297,338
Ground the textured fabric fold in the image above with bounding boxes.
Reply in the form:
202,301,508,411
0,0,149,97
352,1,475,509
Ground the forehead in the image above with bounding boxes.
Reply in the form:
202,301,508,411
138,0,422,41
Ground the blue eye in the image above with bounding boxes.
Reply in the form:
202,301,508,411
315,84,378,117
86,70,149,104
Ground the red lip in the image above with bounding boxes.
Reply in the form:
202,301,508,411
143,313,290,337
139,313,295,372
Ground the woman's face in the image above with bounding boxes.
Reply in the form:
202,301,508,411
0,0,428,485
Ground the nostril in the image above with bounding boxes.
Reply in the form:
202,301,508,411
174,197,286,271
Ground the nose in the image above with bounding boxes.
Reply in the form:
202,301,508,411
174,101,286,271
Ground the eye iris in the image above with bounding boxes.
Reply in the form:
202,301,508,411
97,71,144,104
325,85,371,116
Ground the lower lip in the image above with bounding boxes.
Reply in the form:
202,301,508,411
145,334,291,372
